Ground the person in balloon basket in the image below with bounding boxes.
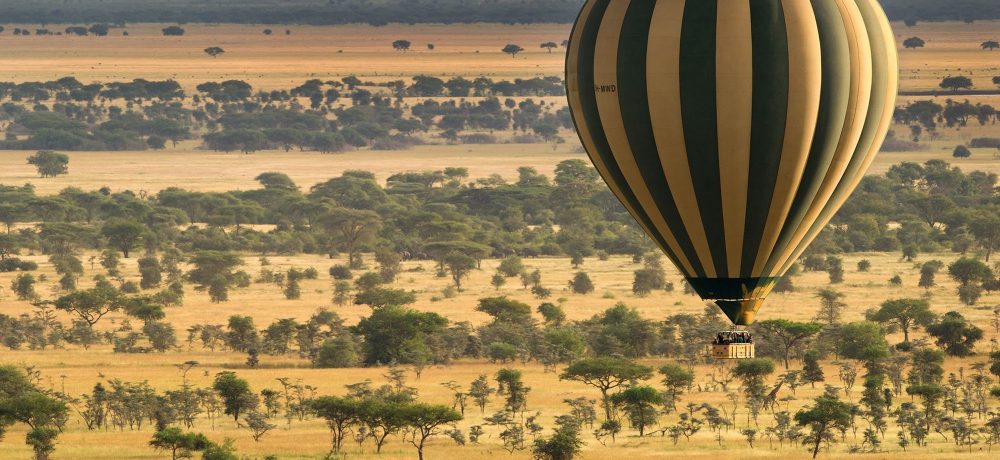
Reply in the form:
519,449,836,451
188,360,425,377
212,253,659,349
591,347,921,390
713,332,753,345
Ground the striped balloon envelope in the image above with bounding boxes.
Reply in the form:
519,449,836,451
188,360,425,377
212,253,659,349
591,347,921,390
566,0,898,325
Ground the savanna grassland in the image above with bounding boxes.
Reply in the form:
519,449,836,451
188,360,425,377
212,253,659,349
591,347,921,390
1,21,1000,192
0,18,999,460
0,250,997,460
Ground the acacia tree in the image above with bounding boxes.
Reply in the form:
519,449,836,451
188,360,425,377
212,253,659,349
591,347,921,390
532,417,583,460
795,395,855,459
212,372,258,425
658,363,694,413
319,209,381,268
101,219,147,258
982,40,1000,51
468,375,493,414
801,350,825,388
540,42,558,53
865,299,936,344
243,411,275,441
0,234,19,259
498,256,525,277
353,287,416,309
138,256,162,289
491,273,506,291
919,261,942,288
969,213,1000,261
755,319,823,369
502,44,524,58
392,39,412,51
162,26,185,36
443,251,476,290
940,75,974,90
569,272,594,294
255,172,298,191
903,37,925,49
0,366,69,460
186,251,244,303
925,311,983,356
948,257,993,305
149,428,212,460
610,386,661,436
733,359,775,420
836,322,890,363
11,273,37,301
311,396,359,454
495,368,530,416
0,204,24,234
814,289,846,325
399,403,462,460
26,151,69,178
948,257,992,286
204,47,225,57
357,399,408,453
51,285,123,327
560,357,652,420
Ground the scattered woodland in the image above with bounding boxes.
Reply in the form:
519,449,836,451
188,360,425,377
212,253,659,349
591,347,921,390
1,9,1000,460
0,74,570,154
1,153,999,458
3,72,1000,160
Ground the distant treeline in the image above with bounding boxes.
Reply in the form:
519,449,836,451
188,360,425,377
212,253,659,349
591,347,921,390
0,75,572,152
0,0,584,26
0,0,997,26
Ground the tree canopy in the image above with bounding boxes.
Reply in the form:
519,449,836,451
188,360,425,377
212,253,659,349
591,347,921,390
560,357,652,420
26,151,69,178
865,299,936,344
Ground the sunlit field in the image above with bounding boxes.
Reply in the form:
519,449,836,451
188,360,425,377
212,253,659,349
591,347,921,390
1,18,1000,460
0,250,997,459
0,24,571,90
0,21,999,92
0,22,997,195
0,142,582,196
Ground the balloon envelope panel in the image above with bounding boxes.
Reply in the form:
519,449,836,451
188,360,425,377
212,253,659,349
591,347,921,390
566,0,898,325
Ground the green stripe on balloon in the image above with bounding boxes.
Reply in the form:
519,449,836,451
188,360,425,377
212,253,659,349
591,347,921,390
741,0,790,277
765,0,853,274
679,0,728,276
568,0,694,276
780,0,898,273
616,0,703,277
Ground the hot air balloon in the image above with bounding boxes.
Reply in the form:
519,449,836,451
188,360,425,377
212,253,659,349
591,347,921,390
566,0,898,356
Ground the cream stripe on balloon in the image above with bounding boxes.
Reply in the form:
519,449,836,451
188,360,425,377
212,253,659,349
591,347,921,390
646,0,718,278
715,0,753,278
751,0,823,277
777,0,898,275
769,0,872,274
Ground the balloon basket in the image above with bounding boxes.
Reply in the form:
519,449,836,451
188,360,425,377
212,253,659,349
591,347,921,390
712,343,755,359
711,330,754,359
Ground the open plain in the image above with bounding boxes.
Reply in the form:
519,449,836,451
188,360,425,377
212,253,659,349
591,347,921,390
0,19,999,460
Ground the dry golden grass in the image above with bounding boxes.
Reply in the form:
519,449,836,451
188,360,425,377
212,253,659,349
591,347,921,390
0,21,998,93
2,140,997,198
2,20,1000,460
894,21,1000,91
0,250,998,459
871,140,1000,176
0,24,570,90
0,141,582,196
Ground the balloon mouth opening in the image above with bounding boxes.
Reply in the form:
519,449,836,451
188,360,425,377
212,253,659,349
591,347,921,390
713,299,765,326
686,277,780,326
